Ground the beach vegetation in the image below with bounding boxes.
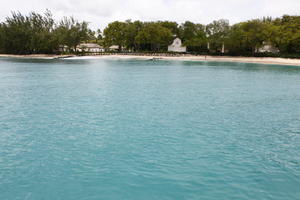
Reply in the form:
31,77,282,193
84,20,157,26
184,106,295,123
0,10,299,57
0,10,92,54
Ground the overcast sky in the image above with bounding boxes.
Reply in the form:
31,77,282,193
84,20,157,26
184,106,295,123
0,0,299,30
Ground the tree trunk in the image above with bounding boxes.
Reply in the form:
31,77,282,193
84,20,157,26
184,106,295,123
221,42,225,53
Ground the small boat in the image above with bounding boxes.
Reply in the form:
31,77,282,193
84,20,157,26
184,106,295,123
149,57,161,61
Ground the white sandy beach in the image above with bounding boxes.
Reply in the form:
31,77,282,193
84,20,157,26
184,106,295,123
1,54,300,66
0,54,73,59
69,55,300,66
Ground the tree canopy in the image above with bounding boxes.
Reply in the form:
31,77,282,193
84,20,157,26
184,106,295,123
0,10,299,56
0,10,92,54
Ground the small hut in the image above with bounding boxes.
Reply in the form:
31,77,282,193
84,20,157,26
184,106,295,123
168,38,187,53
108,45,120,51
77,43,105,53
257,42,279,53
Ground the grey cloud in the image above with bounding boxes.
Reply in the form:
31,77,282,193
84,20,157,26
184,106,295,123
0,0,299,30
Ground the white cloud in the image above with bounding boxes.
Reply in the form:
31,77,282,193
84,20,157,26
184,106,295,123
0,0,299,30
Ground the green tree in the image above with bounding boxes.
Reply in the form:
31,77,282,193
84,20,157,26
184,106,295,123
103,21,126,50
206,19,230,52
226,23,248,54
273,15,300,54
123,20,143,51
55,17,90,52
1,11,300,56
0,10,91,54
159,21,180,37
135,22,173,51
96,29,102,40
0,10,58,54
0,23,4,53
180,21,207,52
29,10,58,53
240,20,269,52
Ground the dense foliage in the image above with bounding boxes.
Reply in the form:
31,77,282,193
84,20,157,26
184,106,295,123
0,10,92,54
102,16,300,56
0,11,299,56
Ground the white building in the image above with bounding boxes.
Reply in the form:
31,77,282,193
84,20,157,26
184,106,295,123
168,38,187,53
77,43,105,53
58,45,69,52
257,42,279,53
108,45,120,51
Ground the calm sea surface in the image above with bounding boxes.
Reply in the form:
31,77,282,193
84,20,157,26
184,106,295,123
0,58,300,200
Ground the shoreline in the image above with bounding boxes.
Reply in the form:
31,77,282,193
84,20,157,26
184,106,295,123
0,54,74,59
1,54,300,66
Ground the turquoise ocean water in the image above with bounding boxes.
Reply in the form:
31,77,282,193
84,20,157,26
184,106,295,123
0,58,300,199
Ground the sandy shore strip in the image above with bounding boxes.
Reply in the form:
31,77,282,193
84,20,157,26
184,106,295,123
92,55,300,66
1,54,300,66
0,54,74,59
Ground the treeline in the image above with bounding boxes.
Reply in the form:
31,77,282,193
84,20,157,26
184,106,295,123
0,10,300,56
103,17,300,55
0,10,95,54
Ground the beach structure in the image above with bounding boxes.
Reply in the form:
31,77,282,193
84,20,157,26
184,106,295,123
257,42,279,53
58,45,69,52
108,45,120,51
77,43,105,53
221,43,225,53
168,38,187,53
